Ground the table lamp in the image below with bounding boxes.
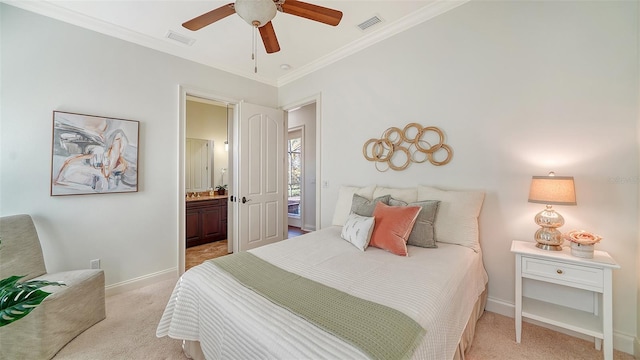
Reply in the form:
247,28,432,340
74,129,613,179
527,172,576,250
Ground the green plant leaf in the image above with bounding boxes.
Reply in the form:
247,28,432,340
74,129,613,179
0,275,64,327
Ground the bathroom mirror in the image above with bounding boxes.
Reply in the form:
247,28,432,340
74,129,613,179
185,96,230,193
186,137,213,192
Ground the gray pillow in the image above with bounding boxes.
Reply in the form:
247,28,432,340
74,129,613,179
389,198,440,248
351,194,390,217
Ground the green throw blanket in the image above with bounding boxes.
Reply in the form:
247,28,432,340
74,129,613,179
210,252,426,360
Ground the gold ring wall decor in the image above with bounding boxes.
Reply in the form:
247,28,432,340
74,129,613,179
362,123,452,171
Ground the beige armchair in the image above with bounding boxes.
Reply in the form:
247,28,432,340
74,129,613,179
0,214,105,360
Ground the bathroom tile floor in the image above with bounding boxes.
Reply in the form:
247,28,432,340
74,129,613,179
185,227,308,270
185,240,229,270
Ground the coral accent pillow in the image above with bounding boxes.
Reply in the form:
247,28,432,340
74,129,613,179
369,202,421,256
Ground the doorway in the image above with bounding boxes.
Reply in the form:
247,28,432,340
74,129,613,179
184,96,231,270
179,88,236,274
286,102,317,234
178,89,321,274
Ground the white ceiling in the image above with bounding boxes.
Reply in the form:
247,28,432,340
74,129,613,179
6,0,467,86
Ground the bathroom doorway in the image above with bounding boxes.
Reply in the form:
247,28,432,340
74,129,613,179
184,96,232,270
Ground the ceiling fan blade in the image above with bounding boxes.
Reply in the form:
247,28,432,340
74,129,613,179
259,21,281,54
182,3,236,31
280,0,343,26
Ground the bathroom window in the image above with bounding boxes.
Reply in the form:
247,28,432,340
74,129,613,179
287,133,302,217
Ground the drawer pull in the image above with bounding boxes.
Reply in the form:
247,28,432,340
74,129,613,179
556,269,563,275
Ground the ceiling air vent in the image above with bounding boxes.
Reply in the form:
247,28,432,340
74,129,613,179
166,30,196,46
357,15,383,31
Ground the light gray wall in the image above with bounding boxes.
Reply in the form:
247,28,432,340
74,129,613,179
636,161,640,355
279,0,639,351
636,3,640,357
0,4,277,286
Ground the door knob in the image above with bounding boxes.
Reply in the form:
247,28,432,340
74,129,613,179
241,196,251,204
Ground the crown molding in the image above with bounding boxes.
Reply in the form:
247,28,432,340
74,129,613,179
276,0,470,87
3,0,279,86
4,0,468,88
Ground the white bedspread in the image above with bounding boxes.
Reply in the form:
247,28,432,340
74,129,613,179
157,226,488,360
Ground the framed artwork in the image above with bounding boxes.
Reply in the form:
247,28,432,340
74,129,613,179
51,111,140,196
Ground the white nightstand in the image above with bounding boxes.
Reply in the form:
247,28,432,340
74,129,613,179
511,240,620,360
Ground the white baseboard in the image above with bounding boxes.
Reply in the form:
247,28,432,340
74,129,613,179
634,336,640,359
485,296,514,317
105,268,178,297
302,225,316,232
486,296,635,356
288,216,301,228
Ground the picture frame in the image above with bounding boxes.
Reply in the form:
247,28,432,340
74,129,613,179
51,111,140,196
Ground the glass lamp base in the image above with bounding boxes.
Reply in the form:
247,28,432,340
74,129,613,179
534,227,564,251
533,206,565,251
535,243,563,251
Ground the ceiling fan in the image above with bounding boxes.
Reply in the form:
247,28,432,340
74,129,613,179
182,0,343,55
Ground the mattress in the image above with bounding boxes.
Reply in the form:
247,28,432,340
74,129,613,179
157,226,488,359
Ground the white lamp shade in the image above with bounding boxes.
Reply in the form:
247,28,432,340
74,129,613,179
234,0,277,27
528,175,577,205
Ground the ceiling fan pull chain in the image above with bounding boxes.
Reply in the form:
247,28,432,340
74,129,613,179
251,24,256,61
252,24,258,73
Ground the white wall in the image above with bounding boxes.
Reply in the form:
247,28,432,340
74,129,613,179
279,0,639,351
0,4,277,287
636,3,640,357
288,103,317,231
637,146,640,353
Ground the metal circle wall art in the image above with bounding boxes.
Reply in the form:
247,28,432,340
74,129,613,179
362,123,452,172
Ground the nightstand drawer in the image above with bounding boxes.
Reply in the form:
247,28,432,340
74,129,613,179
521,257,603,291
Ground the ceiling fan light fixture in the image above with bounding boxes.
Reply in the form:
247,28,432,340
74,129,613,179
235,0,277,27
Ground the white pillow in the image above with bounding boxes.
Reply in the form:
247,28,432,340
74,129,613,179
340,213,375,251
417,185,485,252
331,185,376,226
372,187,418,204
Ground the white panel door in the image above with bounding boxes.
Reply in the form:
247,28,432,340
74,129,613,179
236,102,285,251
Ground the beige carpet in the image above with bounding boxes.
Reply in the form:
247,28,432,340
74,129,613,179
468,311,634,360
53,278,635,360
53,278,187,360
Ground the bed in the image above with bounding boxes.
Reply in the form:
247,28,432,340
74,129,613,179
157,185,489,360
